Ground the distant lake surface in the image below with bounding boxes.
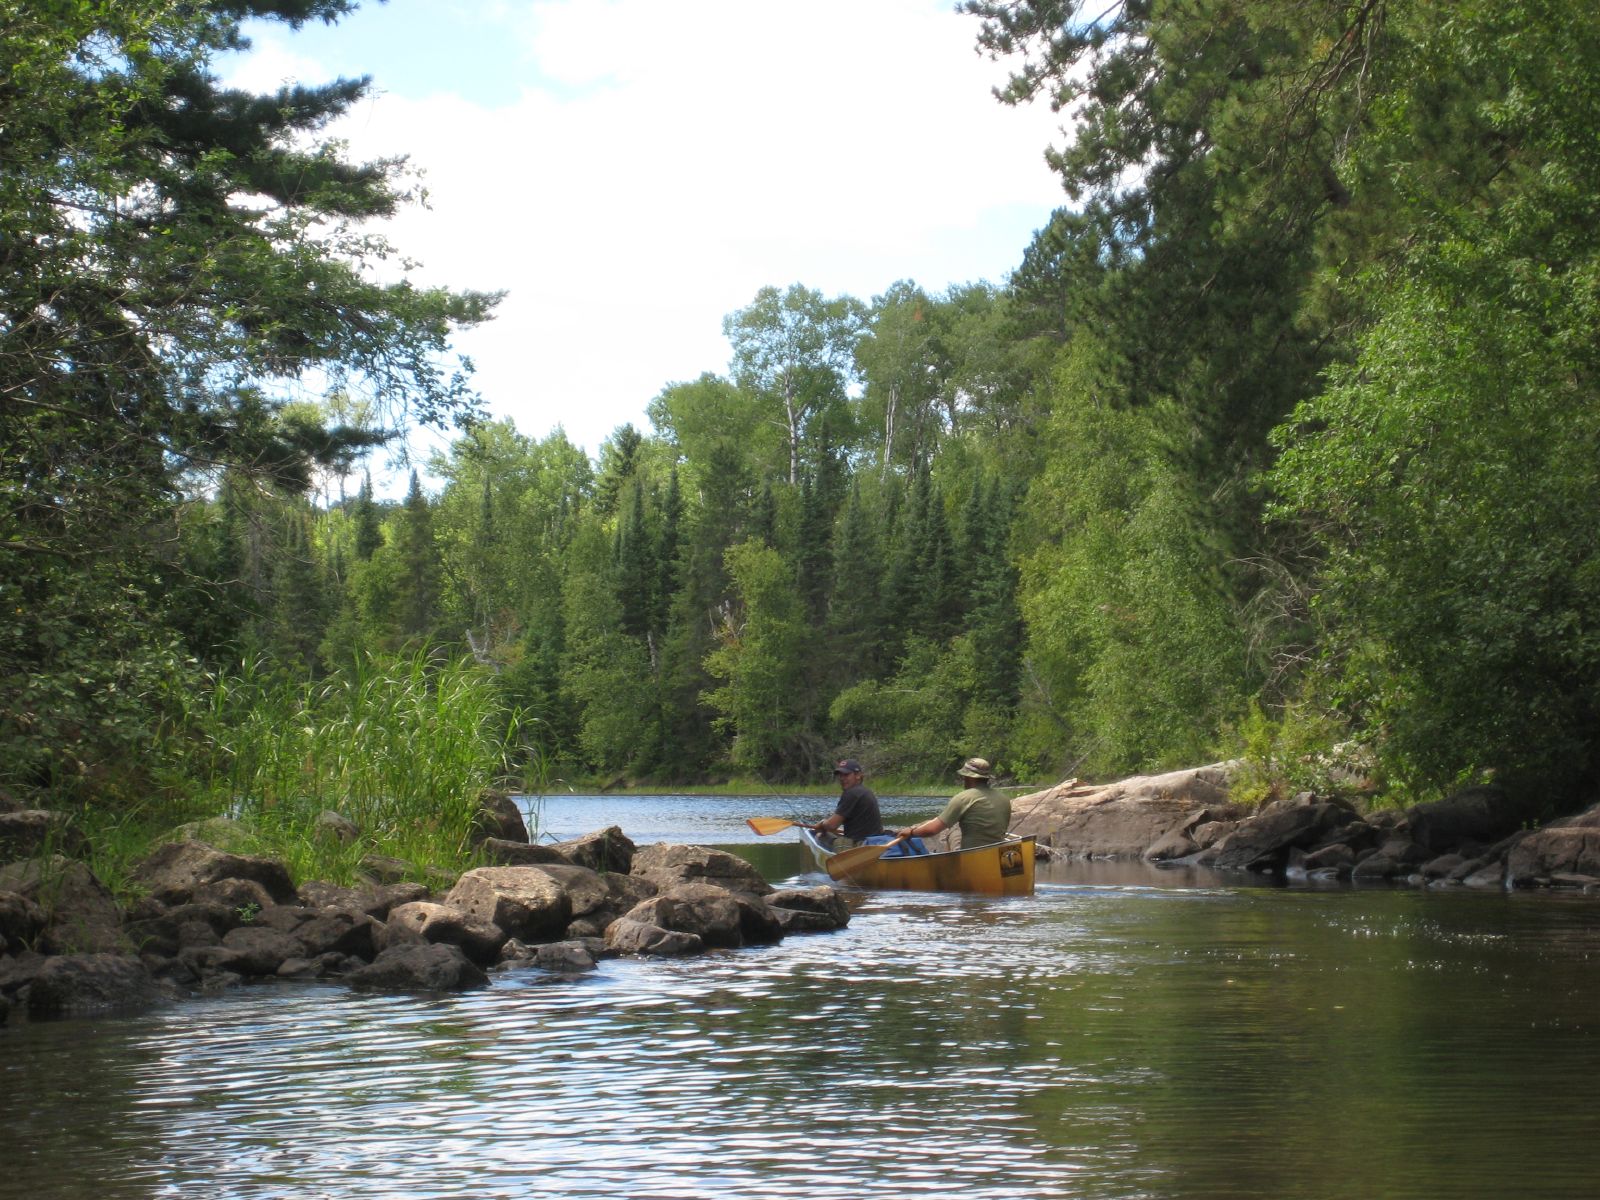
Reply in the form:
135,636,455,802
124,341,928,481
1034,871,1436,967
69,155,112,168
4,792,1599,1199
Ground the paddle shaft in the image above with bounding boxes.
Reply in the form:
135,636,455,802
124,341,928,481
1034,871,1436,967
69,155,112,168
825,833,909,880
747,816,833,836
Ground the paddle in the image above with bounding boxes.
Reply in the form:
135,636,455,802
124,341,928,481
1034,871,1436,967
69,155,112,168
746,816,814,836
826,833,909,881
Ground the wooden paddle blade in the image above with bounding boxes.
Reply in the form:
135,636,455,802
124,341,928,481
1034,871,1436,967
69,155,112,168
825,834,908,880
746,816,797,836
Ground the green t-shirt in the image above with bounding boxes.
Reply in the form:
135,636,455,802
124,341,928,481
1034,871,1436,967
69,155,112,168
936,785,1012,848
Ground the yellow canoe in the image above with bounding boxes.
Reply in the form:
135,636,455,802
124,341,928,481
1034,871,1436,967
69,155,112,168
801,828,1036,896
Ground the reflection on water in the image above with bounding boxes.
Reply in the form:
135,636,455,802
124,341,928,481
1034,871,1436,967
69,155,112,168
3,796,1600,1199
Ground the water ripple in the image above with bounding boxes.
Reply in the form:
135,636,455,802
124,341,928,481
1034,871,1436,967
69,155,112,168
6,865,1600,1199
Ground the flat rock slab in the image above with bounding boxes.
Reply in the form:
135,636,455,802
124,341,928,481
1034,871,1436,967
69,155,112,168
1012,765,1238,858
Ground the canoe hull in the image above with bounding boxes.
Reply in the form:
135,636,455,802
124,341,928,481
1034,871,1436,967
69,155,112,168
801,828,1035,896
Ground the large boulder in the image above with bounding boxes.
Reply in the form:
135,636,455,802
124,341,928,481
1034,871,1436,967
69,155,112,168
0,890,46,951
221,926,303,976
471,790,529,845
565,873,658,939
766,885,851,932
604,917,703,956
298,879,429,920
26,953,165,1016
444,866,571,942
125,901,237,958
1405,786,1529,854
1506,826,1600,886
1210,800,1354,874
479,839,571,867
0,809,87,860
347,943,488,992
630,843,772,896
1012,765,1241,858
551,826,637,874
0,857,128,954
133,842,297,907
624,882,746,948
386,901,507,965
294,908,383,960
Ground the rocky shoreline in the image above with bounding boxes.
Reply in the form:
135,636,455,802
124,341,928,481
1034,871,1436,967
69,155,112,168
0,797,850,1022
9,766,1600,1021
1015,764,1600,891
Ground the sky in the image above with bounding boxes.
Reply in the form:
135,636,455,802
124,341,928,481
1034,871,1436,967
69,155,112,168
226,0,1069,468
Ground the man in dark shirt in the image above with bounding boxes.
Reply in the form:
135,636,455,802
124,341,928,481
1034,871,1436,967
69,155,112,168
813,758,884,847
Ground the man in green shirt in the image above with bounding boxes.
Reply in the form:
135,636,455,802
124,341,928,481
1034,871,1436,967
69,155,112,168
898,756,1011,849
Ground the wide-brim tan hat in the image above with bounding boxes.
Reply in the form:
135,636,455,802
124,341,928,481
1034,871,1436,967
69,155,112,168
958,756,994,780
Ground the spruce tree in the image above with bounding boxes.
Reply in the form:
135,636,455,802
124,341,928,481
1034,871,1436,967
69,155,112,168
394,471,443,645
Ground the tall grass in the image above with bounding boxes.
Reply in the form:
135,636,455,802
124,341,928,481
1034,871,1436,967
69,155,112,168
194,651,526,884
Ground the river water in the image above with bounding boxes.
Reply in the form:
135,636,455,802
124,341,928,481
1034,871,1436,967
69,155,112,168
4,793,1599,1199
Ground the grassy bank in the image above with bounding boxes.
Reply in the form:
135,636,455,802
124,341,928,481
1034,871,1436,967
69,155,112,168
70,652,526,897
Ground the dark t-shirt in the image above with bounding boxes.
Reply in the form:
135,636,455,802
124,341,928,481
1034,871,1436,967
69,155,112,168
833,783,884,841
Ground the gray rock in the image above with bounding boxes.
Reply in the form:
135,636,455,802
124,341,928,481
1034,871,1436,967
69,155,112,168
0,950,47,1003
1462,861,1509,889
1406,786,1529,854
298,879,430,920
191,877,283,914
386,901,507,965
314,810,361,844
1212,801,1351,874
550,826,637,874
0,857,128,955
358,854,414,885
480,839,571,866
1302,843,1356,873
347,943,488,992
26,953,165,1016
1012,764,1240,858
295,908,383,960
133,842,297,907
125,905,232,958
625,882,745,948
1419,853,1469,880
1350,838,1429,881
630,843,772,896
0,889,46,949
0,809,87,859
252,904,316,935
471,790,529,845
1507,826,1600,886
444,866,571,942
773,907,848,934
766,885,851,928
532,941,598,971
729,891,784,945
604,917,703,956
220,926,303,976
1144,829,1199,862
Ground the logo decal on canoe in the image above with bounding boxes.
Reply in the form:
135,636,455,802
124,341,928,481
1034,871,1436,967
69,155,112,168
1000,847,1024,877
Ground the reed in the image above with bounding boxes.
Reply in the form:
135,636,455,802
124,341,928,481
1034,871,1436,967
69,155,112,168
193,651,526,884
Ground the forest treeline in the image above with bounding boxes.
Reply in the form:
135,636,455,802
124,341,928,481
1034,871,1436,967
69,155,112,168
6,0,1600,817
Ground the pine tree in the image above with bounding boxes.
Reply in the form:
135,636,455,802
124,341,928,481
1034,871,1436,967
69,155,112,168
394,471,443,644
270,510,326,673
353,472,383,561
826,479,886,681
615,477,655,640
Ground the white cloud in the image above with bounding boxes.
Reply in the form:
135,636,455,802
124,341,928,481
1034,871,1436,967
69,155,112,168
230,0,1066,459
